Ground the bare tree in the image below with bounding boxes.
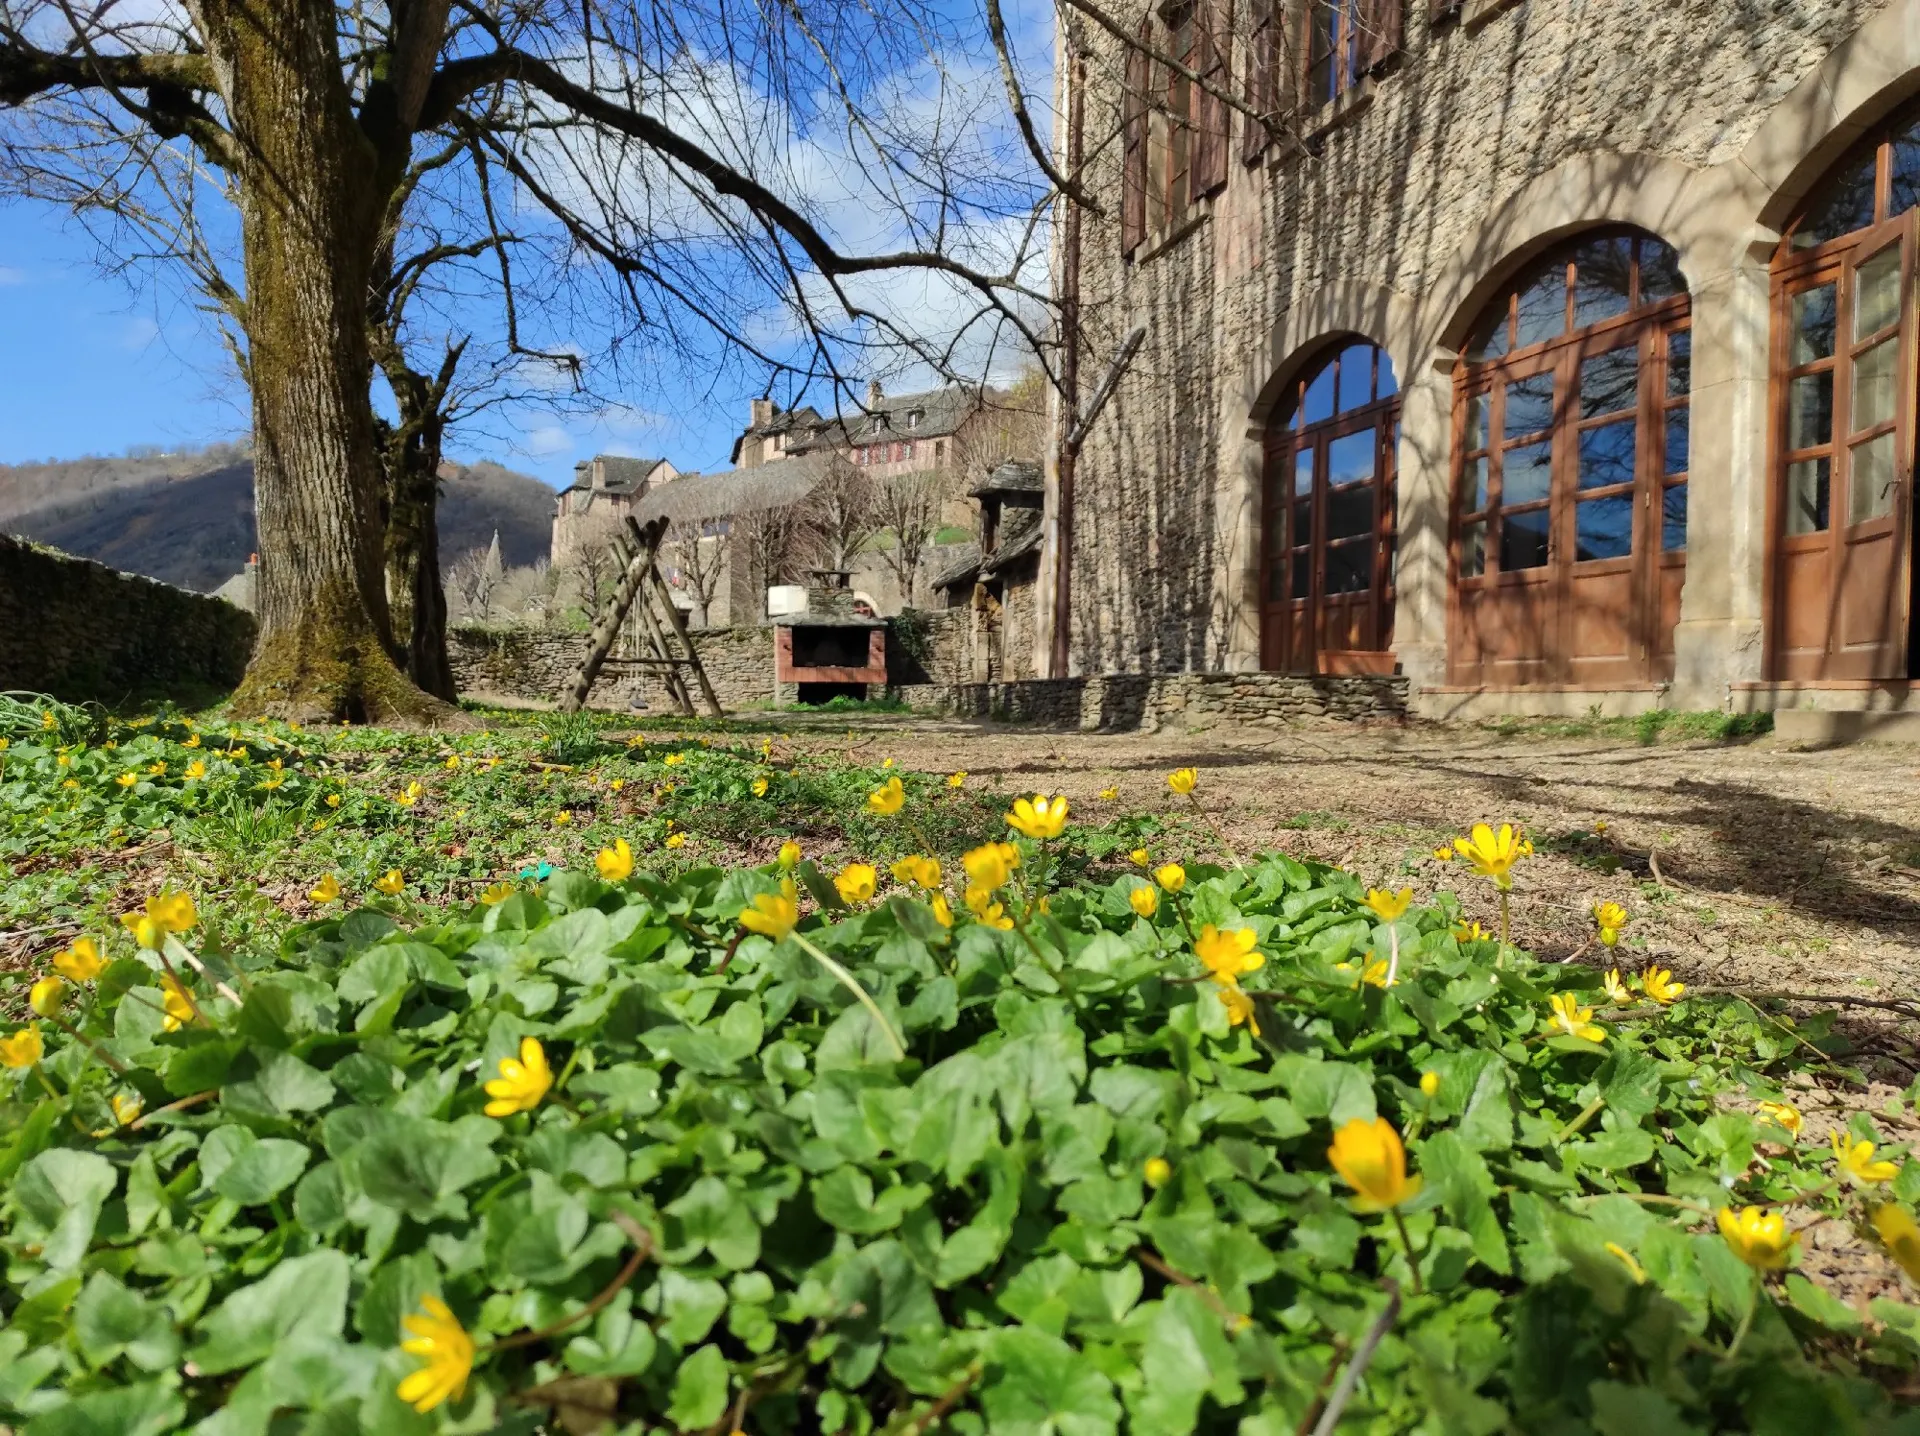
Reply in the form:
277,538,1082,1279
805,461,883,573
444,546,499,624
873,468,947,607
662,518,732,628
733,504,816,618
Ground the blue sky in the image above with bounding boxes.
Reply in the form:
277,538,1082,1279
0,4,1054,491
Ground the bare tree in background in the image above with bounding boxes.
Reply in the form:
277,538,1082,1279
445,546,500,624
662,518,732,628
873,469,947,607
732,503,817,618
804,462,883,573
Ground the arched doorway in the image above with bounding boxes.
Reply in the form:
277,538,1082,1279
1769,109,1920,681
1261,340,1399,674
1448,229,1691,687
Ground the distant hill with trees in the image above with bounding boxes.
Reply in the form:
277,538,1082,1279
0,446,557,594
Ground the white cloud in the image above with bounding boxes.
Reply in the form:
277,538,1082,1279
522,425,573,458
0,267,25,286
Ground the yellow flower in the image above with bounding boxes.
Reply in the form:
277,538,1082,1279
1167,767,1198,795
120,891,197,951
480,882,516,905
444,755,461,770
484,1037,553,1117
1099,785,1119,801
267,757,283,772
40,711,54,729
0,1025,43,1069
1593,901,1629,947
52,937,105,983
260,774,285,792
160,977,195,1032
947,771,966,788
1451,919,1490,942
1872,1205,1920,1285
1218,980,1262,1036
1419,1070,1440,1098
397,1295,475,1413
1604,1242,1647,1285
554,811,572,827
308,874,343,904
1130,848,1151,868
185,759,207,780
56,753,70,767
1593,819,1609,835
929,893,954,930
881,757,895,769
108,1094,143,1128
374,870,406,896
325,792,342,808
664,752,685,767
28,976,64,1018
1006,794,1069,840
1431,846,1453,862
965,887,1014,929
1359,957,1395,990
1194,925,1262,981
1756,1100,1803,1140
740,880,800,943
147,761,166,776
963,842,1018,892
867,776,906,815
1717,1205,1795,1269
778,840,802,871
609,778,625,793
1129,885,1159,919
835,863,877,904
115,772,137,789
1153,863,1186,893
1144,1156,1172,1187
1833,1132,1900,1186
1640,966,1686,1004
1365,887,1412,922
890,855,942,890
1327,1117,1422,1212
394,781,424,807
751,777,769,797
596,838,634,882
1451,823,1529,889
1602,969,1632,1004
1548,992,1606,1043
665,831,686,849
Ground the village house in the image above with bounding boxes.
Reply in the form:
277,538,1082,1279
549,454,681,563
933,460,1046,681
1043,0,1920,735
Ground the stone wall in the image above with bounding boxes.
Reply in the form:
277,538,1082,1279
0,535,256,702
448,624,780,710
900,671,1408,731
1061,0,1900,710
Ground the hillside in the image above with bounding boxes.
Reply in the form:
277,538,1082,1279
0,451,556,592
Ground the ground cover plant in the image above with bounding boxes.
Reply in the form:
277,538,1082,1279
1,695,1919,1432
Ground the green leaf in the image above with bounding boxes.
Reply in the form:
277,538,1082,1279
13,1147,117,1270
1587,1380,1704,1436
1784,1273,1863,1334
1132,1288,1244,1432
996,1254,1082,1336
1598,1049,1664,1123
1420,1131,1511,1275
980,1326,1123,1436
225,1049,336,1116
21,1382,185,1436
666,1174,763,1269
813,1166,932,1235
71,1273,180,1373
213,1137,311,1205
1278,1057,1376,1125
569,1063,661,1117
189,1249,350,1375
668,1344,731,1428
1566,1128,1655,1171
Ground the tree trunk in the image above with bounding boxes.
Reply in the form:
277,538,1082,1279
380,414,458,701
202,0,456,726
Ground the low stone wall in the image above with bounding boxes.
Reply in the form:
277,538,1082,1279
449,624,779,710
0,535,256,703
897,671,1409,731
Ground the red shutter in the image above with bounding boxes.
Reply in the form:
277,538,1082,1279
1363,0,1405,70
1191,0,1229,196
1242,0,1272,162
1121,25,1149,254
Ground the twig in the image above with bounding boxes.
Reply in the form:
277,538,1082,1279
483,1211,654,1352
1290,1333,1352,1436
1136,1248,1249,1333
1691,986,1920,1020
907,1361,984,1434
127,1088,218,1129
713,926,748,975
1309,1280,1401,1436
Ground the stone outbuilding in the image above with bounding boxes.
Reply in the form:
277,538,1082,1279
933,460,1046,681
1042,0,1920,738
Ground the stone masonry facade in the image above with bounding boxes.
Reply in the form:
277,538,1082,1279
1050,0,1920,719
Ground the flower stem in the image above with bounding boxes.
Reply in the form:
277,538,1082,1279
1497,888,1511,967
1554,1096,1607,1144
1186,792,1243,869
1724,1277,1759,1361
1389,1209,1424,1295
790,932,907,1060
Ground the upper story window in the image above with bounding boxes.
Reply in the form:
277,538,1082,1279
1307,0,1365,106
1121,2,1229,257
906,409,924,431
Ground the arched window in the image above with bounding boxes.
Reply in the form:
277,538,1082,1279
1450,230,1690,687
1262,340,1399,674
1770,112,1920,681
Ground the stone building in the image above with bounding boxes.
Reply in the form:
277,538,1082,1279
549,455,680,562
933,460,1047,681
1044,0,1920,731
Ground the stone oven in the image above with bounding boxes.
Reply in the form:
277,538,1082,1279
773,572,886,703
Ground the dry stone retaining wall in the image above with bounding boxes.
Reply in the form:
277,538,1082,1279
448,625,776,710
900,672,1407,731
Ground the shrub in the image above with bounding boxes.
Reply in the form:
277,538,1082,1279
3,830,1917,1433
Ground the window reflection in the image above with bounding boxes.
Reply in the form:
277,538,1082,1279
1575,495,1634,562
1501,508,1551,570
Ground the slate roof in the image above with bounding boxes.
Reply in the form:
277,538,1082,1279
561,456,667,496
633,452,846,525
929,541,982,592
969,459,1044,499
983,507,1043,575
728,407,827,464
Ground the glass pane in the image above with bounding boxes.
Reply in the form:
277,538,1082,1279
1665,408,1690,476
1501,507,1552,570
1504,373,1554,439
1463,391,1491,451
1459,520,1486,579
1790,284,1837,364
1295,447,1314,495
1571,234,1634,329
1501,439,1553,507
1291,548,1311,599
1325,540,1372,594
1891,123,1920,220
1578,419,1637,491
1580,345,1639,419
1302,362,1336,425
1849,432,1897,523
1662,483,1687,551
1292,497,1312,546
1638,238,1687,304
1514,260,1568,350
1794,152,1879,248
1786,457,1831,535
1853,336,1899,433
1375,355,1399,400
1574,495,1634,562
1463,455,1490,513
1326,430,1376,487
1466,303,1510,362
1855,245,1903,338
1336,344,1375,413
1327,482,1373,541
1668,330,1691,397
1787,371,1833,451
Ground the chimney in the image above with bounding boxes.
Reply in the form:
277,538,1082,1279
750,398,774,428
866,378,884,409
